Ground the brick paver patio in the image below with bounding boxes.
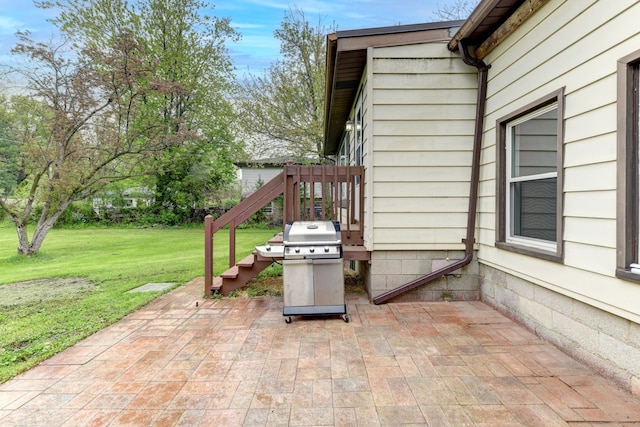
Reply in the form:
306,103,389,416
1,278,640,426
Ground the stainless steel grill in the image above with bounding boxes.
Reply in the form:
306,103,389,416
281,221,348,323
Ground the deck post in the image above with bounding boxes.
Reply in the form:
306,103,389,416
229,219,236,268
204,215,214,296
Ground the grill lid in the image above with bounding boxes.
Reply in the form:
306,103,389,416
283,221,341,245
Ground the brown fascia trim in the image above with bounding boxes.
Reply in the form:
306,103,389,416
331,21,465,59
475,0,548,59
373,39,490,304
449,0,549,59
323,33,338,149
448,0,505,51
337,20,465,40
337,28,453,52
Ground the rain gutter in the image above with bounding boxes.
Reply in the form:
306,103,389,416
373,39,490,304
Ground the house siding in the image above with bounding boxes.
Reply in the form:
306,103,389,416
477,0,640,395
479,0,640,323
326,0,640,397
356,41,480,300
369,42,478,251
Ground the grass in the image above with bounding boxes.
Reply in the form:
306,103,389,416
0,221,280,383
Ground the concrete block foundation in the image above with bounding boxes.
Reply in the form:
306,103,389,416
356,250,480,302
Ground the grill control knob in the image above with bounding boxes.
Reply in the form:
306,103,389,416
295,247,300,253
324,246,330,253
309,247,315,253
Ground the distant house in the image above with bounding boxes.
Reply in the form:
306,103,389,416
235,158,289,199
323,0,640,397
92,186,154,215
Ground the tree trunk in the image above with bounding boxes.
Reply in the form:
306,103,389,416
15,222,32,256
13,202,70,256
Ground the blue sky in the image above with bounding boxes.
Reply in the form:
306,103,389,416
0,0,457,77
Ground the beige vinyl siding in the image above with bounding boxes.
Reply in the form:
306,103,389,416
368,41,477,251
477,0,640,323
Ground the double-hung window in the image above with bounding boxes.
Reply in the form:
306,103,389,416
616,49,640,281
497,88,564,261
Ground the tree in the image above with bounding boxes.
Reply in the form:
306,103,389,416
1,31,179,254
236,7,333,159
433,0,480,20
139,0,239,219
39,0,241,221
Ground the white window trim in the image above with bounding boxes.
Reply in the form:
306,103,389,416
504,103,559,253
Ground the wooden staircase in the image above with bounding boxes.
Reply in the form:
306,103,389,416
210,252,274,295
210,234,283,295
204,164,368,297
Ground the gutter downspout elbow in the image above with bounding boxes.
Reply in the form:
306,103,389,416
372,40,489,304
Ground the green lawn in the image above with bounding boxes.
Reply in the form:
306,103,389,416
0,221,279,383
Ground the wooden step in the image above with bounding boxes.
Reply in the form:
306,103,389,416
268,232,283,244
221,266,239,279
211,277,223,294
237,254,256,268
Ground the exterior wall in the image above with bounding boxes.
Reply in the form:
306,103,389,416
359,250,480,302
481,264,640,397
477,0,640,325
353,41,480,302
369,41,478,251
474,0,640,396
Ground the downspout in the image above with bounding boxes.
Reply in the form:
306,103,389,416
373,39,489,304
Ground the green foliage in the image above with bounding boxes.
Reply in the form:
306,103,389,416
51,202,97,227
129,0,240,219
1,0,241,256
246,285,282,297
0,224,277,382
255,263,283,279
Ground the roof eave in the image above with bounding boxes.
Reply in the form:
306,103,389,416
323,20,466,156
448,0,506,50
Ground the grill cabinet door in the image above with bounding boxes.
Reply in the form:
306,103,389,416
283,259,314,306
313,259,344,306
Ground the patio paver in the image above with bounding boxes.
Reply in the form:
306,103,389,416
1,278,640,426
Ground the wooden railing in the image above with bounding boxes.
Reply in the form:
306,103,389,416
204,164,365,295
283,164,364,244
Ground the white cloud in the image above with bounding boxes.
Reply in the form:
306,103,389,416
231,22,266,30
0,16,22,35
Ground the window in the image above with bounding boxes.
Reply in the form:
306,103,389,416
354,99,363,167
496,88,564,261
616,49,640,281
339,132,350,166
353,92,363,185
